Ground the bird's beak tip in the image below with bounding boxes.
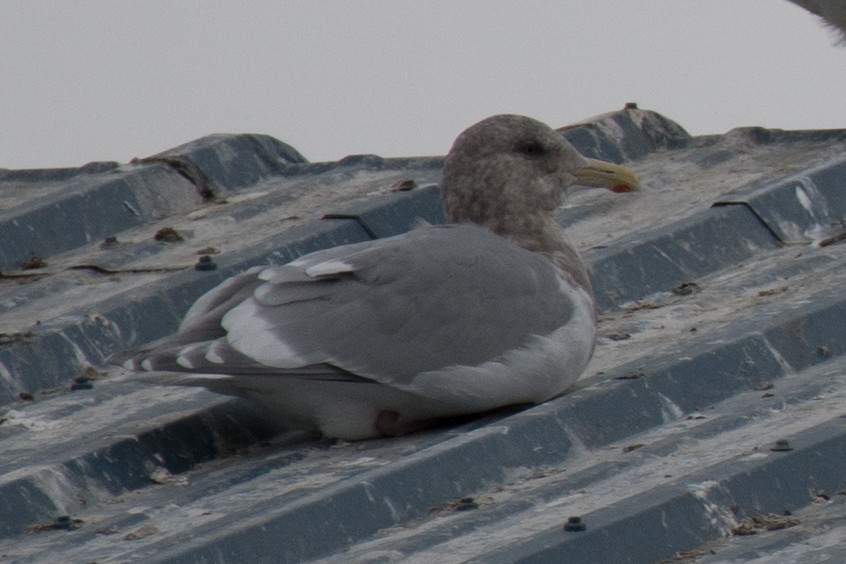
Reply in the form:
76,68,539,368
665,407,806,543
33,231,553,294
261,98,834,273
610,180,641,193
574,158,641,194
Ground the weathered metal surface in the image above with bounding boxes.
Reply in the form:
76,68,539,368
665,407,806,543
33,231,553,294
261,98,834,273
1,107,845,563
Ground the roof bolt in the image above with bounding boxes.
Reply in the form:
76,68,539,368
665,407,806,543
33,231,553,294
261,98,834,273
100,235,119,249
50,515,82,530
453,497,479,512
154,227,183,242
563,516,586,532
771,439,793,452
391,178,418,192
70,376,93,391
194,255,218,271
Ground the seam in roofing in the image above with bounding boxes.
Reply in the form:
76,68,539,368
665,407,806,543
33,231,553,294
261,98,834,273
1,108,846,562
715,156,846,244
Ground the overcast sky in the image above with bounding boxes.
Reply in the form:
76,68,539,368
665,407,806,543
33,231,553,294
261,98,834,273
1,1,844,169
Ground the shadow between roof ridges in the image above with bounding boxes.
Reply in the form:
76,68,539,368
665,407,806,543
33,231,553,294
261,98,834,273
159,107,684,192
0,163,200,273
590,151,846,310
712,153,846,245
0,160,841,410
334,358,846,562
22,406,845,563
0,184,447,404
100,355,846,563
0,218,377,407
0,396,279,541
0,143,439,277
585,202,777,311
2,277,843,556
0,171,610,405
477,412,846,564
0,184,439,406
0,290,840,557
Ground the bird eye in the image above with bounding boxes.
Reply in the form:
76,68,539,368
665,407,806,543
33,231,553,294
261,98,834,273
516,141,545,158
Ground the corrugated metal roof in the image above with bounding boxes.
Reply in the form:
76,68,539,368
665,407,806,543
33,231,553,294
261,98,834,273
1,107,845,563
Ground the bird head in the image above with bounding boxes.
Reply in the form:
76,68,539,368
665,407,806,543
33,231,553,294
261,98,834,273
441,114,639,226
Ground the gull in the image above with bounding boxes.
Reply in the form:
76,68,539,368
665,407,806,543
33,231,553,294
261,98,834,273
121,114,640,440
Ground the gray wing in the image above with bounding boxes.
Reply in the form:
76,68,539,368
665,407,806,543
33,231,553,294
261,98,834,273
129,224,577,387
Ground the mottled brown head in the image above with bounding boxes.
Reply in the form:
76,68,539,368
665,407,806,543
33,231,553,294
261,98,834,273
441,114,639,234
440,114,639,293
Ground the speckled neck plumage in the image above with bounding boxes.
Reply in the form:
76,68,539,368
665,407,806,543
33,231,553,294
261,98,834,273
444,199,593,295
440,114,594,294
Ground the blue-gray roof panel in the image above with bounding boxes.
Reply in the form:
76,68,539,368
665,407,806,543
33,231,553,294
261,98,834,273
1,107,845,562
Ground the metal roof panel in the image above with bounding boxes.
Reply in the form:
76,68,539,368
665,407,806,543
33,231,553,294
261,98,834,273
1,107,845,562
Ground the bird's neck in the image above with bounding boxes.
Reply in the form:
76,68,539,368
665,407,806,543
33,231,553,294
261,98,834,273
487,212,594,295
442,181,593,293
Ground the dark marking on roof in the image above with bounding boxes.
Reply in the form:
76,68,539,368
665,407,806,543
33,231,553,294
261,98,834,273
1,107,846,562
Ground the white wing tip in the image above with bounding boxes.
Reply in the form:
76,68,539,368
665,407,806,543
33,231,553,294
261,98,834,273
305,259,355,278
176,356,194,369
206,341,226,364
